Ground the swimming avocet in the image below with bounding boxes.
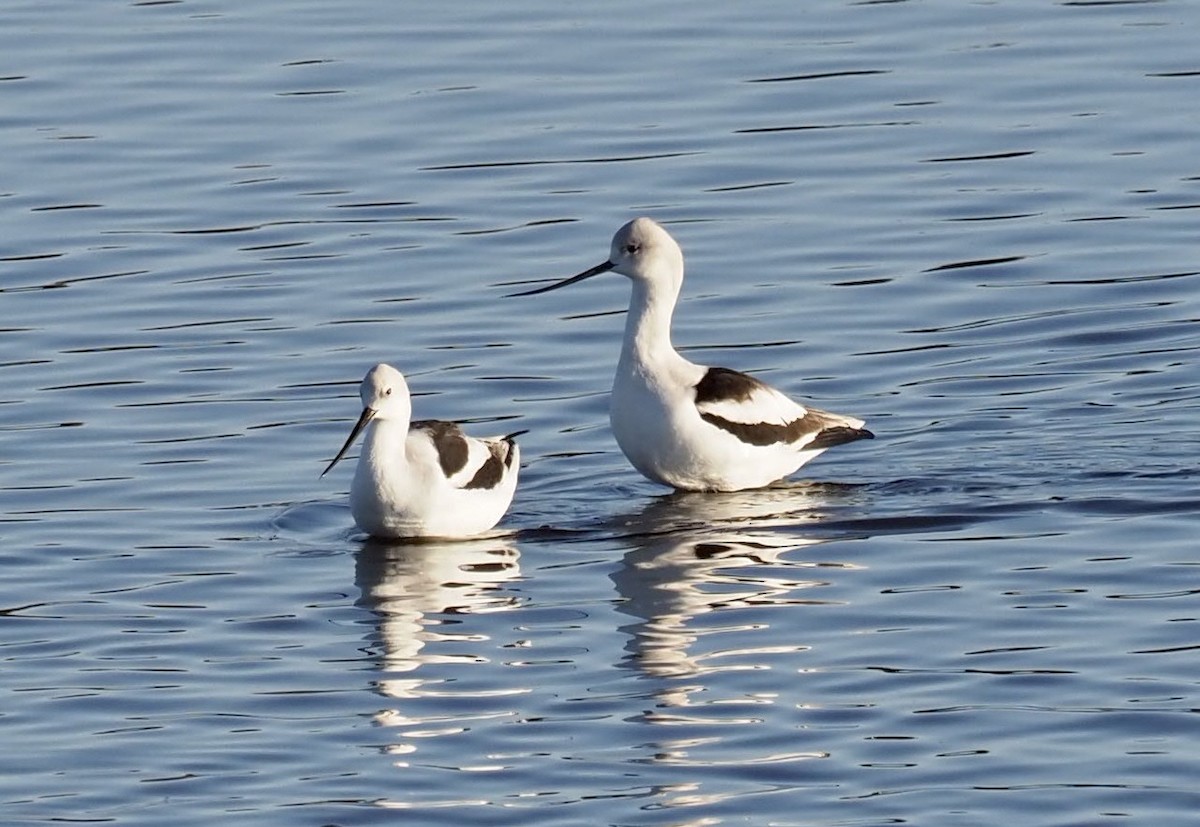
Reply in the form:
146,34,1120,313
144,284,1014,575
510,217,872,492
321,363,522,538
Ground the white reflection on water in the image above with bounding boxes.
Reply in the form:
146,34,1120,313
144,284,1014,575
607,485,864,776
612,533,830,684
354,538,523,750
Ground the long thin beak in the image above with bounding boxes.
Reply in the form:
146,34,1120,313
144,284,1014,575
506,259,616,297
320,407,376,477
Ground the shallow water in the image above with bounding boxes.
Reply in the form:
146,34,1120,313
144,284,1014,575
3,0,1199,824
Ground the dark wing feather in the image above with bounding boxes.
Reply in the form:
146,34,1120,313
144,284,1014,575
411,420,470,477
464,430,524,490
694,367,872,449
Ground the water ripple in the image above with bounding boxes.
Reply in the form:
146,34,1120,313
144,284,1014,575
3,0,1200,824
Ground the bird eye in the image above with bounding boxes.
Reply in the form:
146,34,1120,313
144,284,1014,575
624,243,640,255
385,388,393,395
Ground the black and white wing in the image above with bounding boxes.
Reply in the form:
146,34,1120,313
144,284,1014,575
411,420,524,490
693,367,872,450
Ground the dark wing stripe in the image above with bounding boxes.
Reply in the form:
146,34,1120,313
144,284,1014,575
806,425,874,450
465,433,523,490
412,420,469,477
699,411,816,447
700,412,873,449
694,366,767,404
466,445,506,490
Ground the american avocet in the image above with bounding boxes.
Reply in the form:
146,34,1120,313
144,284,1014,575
321,363,523,539
510,217,872,492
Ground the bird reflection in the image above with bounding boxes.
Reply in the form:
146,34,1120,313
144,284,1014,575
610,484,859,704
612,533,828,690
354,538,522,709
616,480,866,536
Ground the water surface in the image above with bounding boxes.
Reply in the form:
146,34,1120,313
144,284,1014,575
2,1,1199,824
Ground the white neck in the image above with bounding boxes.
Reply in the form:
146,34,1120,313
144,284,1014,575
618,276,691,378
360,416,410,478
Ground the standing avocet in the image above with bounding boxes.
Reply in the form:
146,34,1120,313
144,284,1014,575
510,217,872,492
321,363,523,539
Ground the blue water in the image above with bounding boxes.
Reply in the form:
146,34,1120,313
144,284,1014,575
3,1,1199,824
